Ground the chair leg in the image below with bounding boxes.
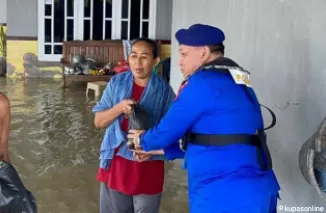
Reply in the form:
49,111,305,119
86,86,89,96
95,87,100,97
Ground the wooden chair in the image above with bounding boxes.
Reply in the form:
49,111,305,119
86,81,108,97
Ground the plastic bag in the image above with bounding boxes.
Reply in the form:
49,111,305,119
0,161,37,213
127,104,154,150
113,60,129,74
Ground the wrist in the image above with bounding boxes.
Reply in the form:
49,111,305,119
0,141,8,148
113,104,123,115
151,150,164,155
0,144,8,150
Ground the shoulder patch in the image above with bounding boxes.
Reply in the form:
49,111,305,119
228,68,252,87
204,65,252,87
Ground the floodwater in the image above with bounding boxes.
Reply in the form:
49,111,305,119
0,78,189,213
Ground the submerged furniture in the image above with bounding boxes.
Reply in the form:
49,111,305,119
60,40,124,87
60,39,171,88
86,81,108,97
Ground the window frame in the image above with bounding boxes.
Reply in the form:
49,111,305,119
38,0,157,62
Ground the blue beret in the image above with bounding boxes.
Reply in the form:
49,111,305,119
175,24,225,46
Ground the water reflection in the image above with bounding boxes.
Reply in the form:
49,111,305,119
0,78,189,213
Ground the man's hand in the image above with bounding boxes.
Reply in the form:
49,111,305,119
115,99,136,115
0,147,10,163
0,93,10,164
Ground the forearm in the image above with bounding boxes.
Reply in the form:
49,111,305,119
0,94,10,148
94,105,122,128
0,112,10,148
140,77,212,152
140,107,195,151
134,145,184,161
141,146,184,160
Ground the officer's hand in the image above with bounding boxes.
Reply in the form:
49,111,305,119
116,99,136,115
132,149,164,156
128,129,145,149
133,152,152,162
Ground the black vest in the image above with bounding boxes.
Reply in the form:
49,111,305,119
180,58,276,171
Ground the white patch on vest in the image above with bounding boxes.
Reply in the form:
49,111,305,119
229,69,252,87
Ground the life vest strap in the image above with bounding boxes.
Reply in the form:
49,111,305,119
188,133,260,147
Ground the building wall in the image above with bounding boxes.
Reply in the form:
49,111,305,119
155,0,172,61
7,0,37,37
155,0,172,40
170,0,326,208
6,0,61,78
5,0,171,79
0,0,7,24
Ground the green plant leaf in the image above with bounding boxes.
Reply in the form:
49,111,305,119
0,25,6,57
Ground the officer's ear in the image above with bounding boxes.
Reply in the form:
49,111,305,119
200,46,211,61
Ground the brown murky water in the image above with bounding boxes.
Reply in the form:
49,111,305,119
0,78,189,213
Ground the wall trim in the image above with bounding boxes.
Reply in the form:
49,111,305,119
6,36,37,41
157,40,171,44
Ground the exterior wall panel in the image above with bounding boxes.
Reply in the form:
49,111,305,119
0,0,7,24
7,0,37,37
170,0,326,208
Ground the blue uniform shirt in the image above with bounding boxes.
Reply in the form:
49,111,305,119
140,59,280,212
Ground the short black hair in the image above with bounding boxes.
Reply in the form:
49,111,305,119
131,37,159,58
208,43,225,54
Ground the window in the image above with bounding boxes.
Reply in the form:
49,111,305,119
82,0,113,40
38,0,156,62
38,0,76,61
120,0,150,40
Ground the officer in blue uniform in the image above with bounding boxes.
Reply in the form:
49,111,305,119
128,24,281,213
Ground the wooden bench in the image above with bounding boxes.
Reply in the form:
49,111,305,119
60,40,124,87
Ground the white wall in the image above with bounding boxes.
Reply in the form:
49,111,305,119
170,0,326,208
0,0,6,24
155,0,172,40
7,0,37,37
